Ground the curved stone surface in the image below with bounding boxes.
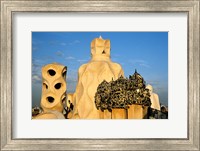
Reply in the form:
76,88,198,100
146,84,161,111
33,110,65,119
72,36,124,119
38,63,67,119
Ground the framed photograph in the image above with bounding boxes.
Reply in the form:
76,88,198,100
31,31,168,120
1,0,199,150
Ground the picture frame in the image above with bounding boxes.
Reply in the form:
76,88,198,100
0,0,199,150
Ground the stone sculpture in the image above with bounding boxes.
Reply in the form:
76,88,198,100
146,84,161,111
33,63,67,119
72,36,124,119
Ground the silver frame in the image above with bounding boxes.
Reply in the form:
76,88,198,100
1,0,199,150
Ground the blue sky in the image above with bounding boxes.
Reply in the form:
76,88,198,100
32,32,168,107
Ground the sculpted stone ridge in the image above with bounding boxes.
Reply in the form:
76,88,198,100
72,36,124,119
